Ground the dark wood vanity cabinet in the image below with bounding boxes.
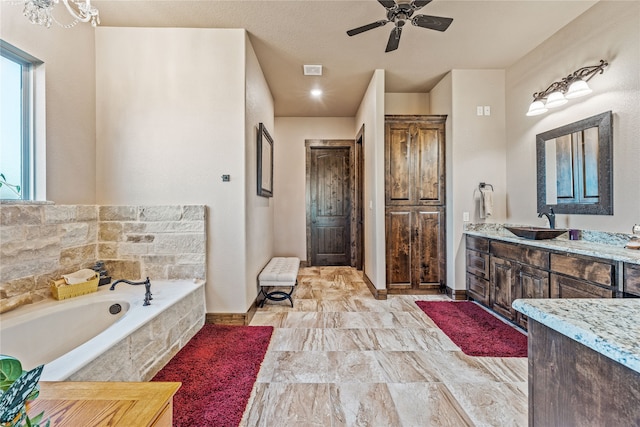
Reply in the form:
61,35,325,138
466,233,622,330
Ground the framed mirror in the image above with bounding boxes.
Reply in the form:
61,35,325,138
257,123,274,197
536,111,613,215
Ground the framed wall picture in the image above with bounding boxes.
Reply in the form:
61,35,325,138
257,123,273,197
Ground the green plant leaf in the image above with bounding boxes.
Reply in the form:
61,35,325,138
0,355,24,392
16,185,21,193
0,365,44,423
0,173,5,180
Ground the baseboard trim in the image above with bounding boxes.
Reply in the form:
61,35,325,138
446,287,468,301
363,273,387,300
206,297,259,325
299,260,310,267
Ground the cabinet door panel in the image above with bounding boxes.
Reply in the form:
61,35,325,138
385,210,413,288
416,127,445,204
623,263,640,297
517,265,550,329
387,126,412,203
490,257,516,320
414,208,444,288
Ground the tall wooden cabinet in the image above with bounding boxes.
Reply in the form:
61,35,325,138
385,115,446,292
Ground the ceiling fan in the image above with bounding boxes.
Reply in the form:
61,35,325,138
346,0,453,52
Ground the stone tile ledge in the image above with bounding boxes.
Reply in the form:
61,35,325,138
464,223,640,265
513,298,640,374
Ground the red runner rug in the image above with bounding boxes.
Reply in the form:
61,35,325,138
152,324,273,426
416,301,527,357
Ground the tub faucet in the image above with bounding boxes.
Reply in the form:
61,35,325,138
538,208,556,229
110,277,152,306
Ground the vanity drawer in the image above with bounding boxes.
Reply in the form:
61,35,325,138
466,235,489,253
550,274,615,298
466,273,489,305
624,263,640,296
550,253,614,287
490,241,550,270
466,249,489,279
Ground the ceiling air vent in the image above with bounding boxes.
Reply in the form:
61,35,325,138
303,65,323,76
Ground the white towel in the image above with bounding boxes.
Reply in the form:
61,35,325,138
480,188,494,219
62,268,97,285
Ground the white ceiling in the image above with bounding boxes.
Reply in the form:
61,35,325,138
92,0,597,117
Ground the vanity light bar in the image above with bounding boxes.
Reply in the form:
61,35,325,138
526,60,608,117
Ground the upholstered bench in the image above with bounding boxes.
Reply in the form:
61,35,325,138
258,257,300,307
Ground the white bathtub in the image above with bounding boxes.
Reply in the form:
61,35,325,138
0,279,205,381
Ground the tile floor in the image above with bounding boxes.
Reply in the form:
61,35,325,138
241,267,528,427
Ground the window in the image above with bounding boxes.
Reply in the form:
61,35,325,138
1,41,41,200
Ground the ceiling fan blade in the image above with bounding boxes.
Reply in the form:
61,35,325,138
412,14,453,31
411,0,432,10
385,26,402,52
378,0,397,9
347,20,388,36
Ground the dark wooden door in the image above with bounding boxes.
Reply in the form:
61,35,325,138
309,147,351,266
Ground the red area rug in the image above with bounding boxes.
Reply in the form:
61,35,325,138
152,324,273,426
416,301,527,357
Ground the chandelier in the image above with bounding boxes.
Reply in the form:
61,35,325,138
23,0,100,28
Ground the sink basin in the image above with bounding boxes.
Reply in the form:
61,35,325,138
505,226,568,240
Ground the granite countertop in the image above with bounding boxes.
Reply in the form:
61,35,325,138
513,298,640,374
464,226,640,265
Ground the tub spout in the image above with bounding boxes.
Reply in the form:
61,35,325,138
110,277,152,306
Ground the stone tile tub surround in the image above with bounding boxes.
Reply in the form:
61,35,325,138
512,298,640,374
0,203,206,313
464,223,640,265
0,278,205,381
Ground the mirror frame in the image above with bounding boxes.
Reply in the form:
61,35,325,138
536,111,613,215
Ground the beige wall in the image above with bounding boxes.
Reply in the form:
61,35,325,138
385,93,430,115
272,117,356,260
244,33,276,311
506,1,640,233
432,70,507,290
0,5,96,204
95,27,262,313
355,70,386,289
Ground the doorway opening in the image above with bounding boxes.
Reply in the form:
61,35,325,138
305,135,364,268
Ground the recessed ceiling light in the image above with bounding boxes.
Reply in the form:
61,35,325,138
303,65,323,76
311,89,323,97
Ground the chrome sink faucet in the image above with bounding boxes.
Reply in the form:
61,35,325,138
538,208,556,229
110,277,152,306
